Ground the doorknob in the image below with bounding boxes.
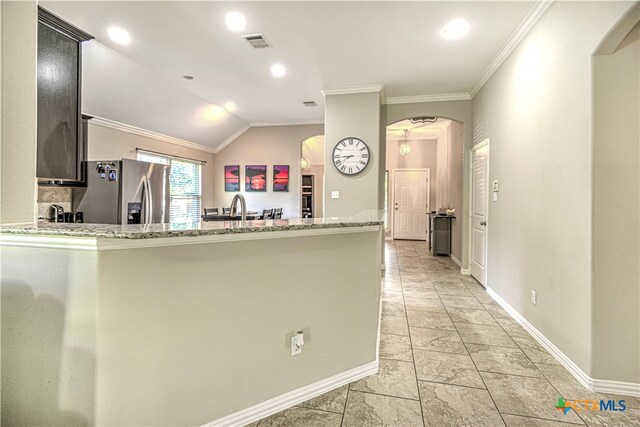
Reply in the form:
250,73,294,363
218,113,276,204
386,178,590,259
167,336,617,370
480,221,487,226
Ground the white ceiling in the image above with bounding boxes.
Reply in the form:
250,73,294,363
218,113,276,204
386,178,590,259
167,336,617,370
42,1,537,150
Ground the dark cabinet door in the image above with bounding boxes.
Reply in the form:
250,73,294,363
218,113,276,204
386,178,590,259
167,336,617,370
36,7,93,186
37,22,80,181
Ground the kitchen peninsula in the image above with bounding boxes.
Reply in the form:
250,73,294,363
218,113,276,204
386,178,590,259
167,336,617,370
1,212,383,426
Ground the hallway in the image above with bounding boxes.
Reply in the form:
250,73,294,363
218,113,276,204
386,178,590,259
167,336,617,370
254,241,640,426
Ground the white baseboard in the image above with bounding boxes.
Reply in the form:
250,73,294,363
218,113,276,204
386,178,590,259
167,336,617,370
450,254,462,267
487,288,640,398
592,378,640,397
450,255,471,275
204,360,379,426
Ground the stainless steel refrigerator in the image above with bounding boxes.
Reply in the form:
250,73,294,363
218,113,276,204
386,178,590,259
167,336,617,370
74,159,170,224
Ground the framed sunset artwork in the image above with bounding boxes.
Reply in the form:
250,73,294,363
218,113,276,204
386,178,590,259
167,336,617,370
245,165,267,191
273,165,289,192
224,165,240,191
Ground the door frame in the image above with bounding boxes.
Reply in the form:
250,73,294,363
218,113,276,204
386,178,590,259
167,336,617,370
468,138,490,286
391,168,430,240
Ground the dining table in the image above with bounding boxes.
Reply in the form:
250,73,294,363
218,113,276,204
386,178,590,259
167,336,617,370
201,211,261,221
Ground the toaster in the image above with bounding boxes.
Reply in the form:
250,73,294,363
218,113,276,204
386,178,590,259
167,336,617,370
50,205,65,223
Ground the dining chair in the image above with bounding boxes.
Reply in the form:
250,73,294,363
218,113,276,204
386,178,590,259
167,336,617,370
273,208,283,219
222,207,231,215
262,208,274,219
204,208,219,215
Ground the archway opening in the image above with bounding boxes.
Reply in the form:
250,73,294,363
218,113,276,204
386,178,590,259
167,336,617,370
300,135,324,218
385,116,464,263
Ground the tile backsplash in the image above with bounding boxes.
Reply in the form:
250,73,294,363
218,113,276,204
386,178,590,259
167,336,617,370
37,187,73,219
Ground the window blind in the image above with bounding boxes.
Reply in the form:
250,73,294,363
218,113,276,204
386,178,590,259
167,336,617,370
136,152,202,223
169,159,202,223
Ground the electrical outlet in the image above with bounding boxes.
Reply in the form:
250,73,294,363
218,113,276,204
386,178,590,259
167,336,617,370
291,336,302,355
291,331,304,356
331,191,340,199
531,290,537,305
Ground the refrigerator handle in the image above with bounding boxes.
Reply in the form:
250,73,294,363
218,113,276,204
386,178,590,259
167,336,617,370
147,177,154,223
141,178,149,224
142,176,151,224
141,179,146,224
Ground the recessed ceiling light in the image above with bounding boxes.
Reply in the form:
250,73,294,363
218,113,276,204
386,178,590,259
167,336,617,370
441,19,470,40
225,11,246,32
224,101,238,112
271,63,286,78
107,27,131,45
182,75,194,80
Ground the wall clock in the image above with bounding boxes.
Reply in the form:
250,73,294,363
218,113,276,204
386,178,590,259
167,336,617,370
332,137,370,175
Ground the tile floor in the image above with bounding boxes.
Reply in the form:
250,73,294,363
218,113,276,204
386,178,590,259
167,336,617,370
251,240,640,426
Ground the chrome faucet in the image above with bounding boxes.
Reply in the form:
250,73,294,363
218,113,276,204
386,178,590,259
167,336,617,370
229,193,246,224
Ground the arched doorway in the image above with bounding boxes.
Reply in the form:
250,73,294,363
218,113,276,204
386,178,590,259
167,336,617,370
300,135,324,218
383,102,472,271
385,117,465,265
591,4,639,384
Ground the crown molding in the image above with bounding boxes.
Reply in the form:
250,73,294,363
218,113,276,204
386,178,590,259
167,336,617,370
249,120,324,128
469,0,554,98
89,116,218,154
212,125,252,154
321,84,384,96
384,92,471,105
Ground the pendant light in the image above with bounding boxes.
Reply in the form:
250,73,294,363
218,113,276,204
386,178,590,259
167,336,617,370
400,129,411,156
300,156,310,170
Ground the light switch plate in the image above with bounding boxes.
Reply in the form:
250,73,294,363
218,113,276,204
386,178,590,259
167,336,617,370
492,192,498,202
492,180,499,192
331,191,340,199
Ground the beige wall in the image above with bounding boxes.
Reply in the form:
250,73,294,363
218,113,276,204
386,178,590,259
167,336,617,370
449,122,464,262
592,20,639,382
1,1,37,224
212,125,323,218
324,92,382,217
471,1,634,379
1,229,381,425
1,245,98,425
86,123,216,208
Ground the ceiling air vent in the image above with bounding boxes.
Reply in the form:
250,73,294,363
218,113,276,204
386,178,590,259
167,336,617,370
241,33,272,49
410,116,438,123
303,101,318,107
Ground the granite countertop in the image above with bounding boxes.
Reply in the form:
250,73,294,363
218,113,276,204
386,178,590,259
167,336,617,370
0,210,384,239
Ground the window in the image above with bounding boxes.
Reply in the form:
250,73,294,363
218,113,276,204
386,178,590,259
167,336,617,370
137,151,202,223
169,159,201,223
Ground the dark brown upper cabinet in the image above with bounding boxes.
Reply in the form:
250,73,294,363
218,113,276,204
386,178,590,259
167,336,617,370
37,7,93,187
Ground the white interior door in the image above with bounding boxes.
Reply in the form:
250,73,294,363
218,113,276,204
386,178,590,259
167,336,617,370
393,169,429,240
470,142,489,286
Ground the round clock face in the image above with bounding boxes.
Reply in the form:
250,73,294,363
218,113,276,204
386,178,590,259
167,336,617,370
332,137,370,175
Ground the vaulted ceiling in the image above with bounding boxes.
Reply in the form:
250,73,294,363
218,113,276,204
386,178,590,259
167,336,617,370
42,1,539,151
